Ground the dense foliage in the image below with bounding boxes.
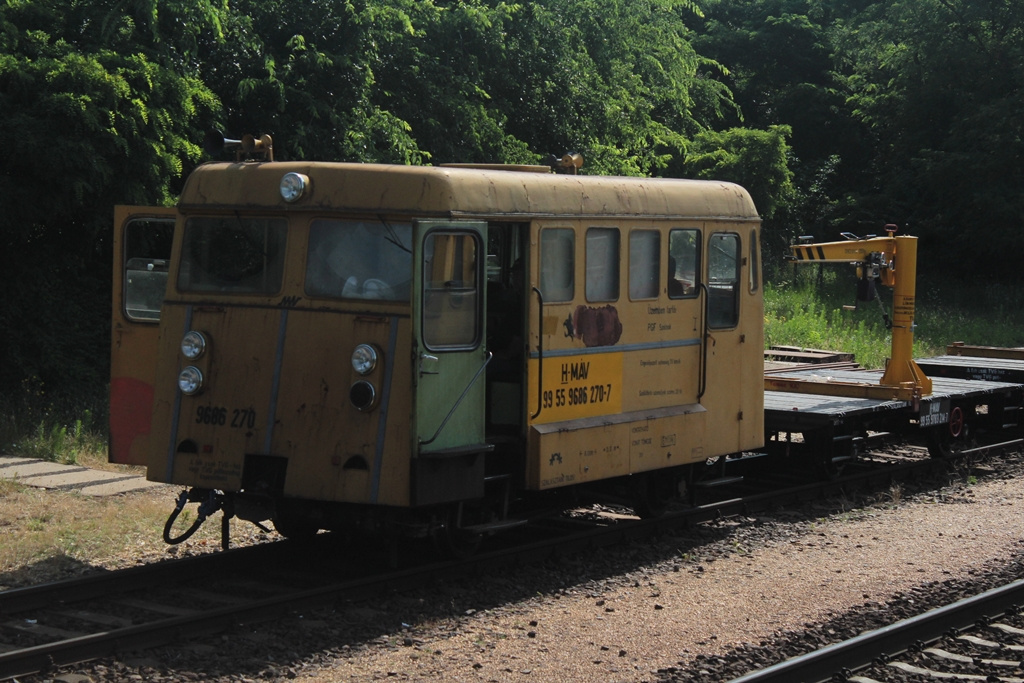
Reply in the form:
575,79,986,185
0,0,1021,410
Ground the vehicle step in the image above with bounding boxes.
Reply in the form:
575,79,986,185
462,518,529,534
695,475,744,488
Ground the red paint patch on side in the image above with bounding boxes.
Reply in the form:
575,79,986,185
109,377,154,464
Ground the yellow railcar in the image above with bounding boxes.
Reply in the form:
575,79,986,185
111,151,763,544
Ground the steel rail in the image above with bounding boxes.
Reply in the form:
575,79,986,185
727,578,1024,683
0,541,291,614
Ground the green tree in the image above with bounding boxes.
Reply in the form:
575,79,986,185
836,0,1024,275
693,0,870,233
0,0,221,403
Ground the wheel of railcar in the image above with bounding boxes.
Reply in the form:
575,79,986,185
272,513,320,539
631,470,678,519
824,442,852,479
927,406,968,459
927,425,972,459
806,433,850,480
435,508,482,559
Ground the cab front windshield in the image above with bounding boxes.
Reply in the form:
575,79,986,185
305,219,413,301
177,216,287,294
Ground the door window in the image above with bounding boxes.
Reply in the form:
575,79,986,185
707,233,741,328
422,231,481,349
123,218,175,321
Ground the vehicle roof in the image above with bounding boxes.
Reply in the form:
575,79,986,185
179,161,760,221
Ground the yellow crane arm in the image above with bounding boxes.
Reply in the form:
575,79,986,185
790,236,897,288
781,232,932,396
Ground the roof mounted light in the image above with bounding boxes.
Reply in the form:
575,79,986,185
280,172,310,203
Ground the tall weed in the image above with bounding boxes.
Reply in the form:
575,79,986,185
767,269,1024,368
0,382,107,465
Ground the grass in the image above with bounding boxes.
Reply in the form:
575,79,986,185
0,387,110,469
0,478,254,588
766,267,1024,368
14,411,107,466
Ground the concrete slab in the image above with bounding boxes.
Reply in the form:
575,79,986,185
79,478,167,497
20,470,136,489
0,457,87,478
0,455,164,497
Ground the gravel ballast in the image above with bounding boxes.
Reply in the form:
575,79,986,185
20,454,1024,682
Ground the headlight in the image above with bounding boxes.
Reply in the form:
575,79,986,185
351,344,378,375
280,172,310,203
350,381,377,411
181,331,208,360
178,366,204,395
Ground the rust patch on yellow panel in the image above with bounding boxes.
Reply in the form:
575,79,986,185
564,305,623,347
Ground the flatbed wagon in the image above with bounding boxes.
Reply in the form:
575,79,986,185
764,364,1024,469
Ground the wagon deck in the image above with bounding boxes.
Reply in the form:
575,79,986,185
764,365,1023,434
915,354,1024,384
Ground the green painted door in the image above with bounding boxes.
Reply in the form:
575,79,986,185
412,221,489,453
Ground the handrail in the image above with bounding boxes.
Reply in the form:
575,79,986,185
698,282,709,400
530,286,544,419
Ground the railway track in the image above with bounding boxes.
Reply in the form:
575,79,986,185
0,444,1003,681
728,578,1024,683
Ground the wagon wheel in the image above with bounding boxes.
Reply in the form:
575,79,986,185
631,470,679,519
435,506,483,559
927,406,969,459
806,433,853,480
272,512,320,540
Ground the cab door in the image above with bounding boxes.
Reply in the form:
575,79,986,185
700,228,763,453
411,221,489,504
110,206,176,464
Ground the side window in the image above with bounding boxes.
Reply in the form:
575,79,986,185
540,228,574,302
586,228,619,302
668,228,700,299
124,218,175,322
749,228,760,293
422,232,481,349
628,229,660,300
707,233,741,328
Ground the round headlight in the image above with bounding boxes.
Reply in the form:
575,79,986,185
181,331,208,360
351,344,378,375
178,366,205,395
350,381,377,411
280,172,310,203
